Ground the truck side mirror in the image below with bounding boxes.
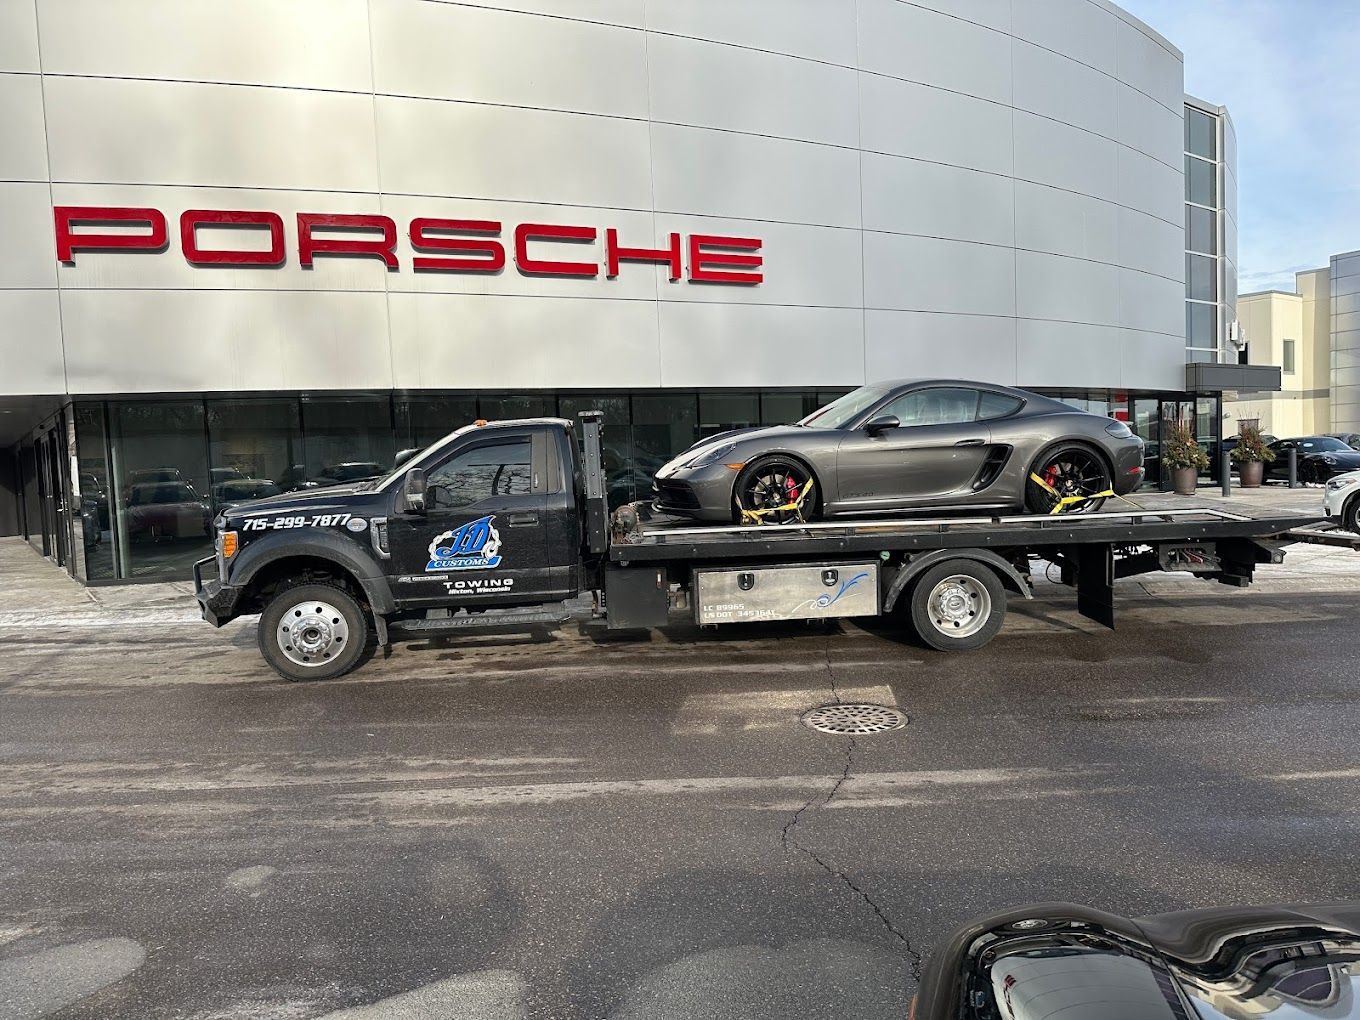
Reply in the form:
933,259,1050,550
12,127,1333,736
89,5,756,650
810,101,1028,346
393,448,420,469
865,414,900,435
402,467,428,514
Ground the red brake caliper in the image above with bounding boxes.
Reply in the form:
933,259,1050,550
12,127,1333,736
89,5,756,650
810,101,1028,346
1043,465,1060,488
785,476,800,502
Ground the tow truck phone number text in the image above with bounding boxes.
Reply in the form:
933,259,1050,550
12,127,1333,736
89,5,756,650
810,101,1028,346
241,514,353,531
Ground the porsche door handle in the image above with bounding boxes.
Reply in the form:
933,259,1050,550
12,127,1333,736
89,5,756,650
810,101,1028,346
954,438,986,447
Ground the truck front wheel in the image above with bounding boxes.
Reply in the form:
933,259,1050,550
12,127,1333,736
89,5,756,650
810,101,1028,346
907,560,1006,652
258,582,368,681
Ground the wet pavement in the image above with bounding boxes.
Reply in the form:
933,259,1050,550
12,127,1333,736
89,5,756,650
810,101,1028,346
2,533,1360,1018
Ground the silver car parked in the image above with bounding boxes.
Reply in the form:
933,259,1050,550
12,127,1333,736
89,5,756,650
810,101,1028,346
653,380,1145,523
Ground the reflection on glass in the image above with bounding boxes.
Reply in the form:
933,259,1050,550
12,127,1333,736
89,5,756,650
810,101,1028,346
427,438,532,510
302,397,395,489
559,394,634,507
1185,106,1217,159
1187,154,1217,207
698,392,758,437
760,392,812,425
207,398,302,507
395,396,479,450
73,402,114,581
1187,253,1218,302
633,393,698,481
110,400,212,580
478,394,553,421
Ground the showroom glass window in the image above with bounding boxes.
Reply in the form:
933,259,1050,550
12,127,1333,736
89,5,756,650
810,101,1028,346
427,439,532,510
207,398,300,505
73,402,115,581
633,393,698,477
301,396,395,487
1185,103,1223,364
698,392,759,438
478,394,553,421
394,395,479,451
558,394,634,507
109,400,212,580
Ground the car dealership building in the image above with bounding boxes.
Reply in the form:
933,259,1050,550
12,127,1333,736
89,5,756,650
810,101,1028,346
0,0,1276,582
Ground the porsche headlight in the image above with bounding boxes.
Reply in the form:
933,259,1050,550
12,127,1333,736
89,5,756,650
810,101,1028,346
688,442,739,469
1322,454,1338,465
1104,420,1133,439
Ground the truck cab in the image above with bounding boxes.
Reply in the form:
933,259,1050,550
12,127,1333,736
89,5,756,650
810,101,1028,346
195,417,588,679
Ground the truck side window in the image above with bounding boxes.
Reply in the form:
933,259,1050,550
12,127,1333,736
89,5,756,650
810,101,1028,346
427,439,532,510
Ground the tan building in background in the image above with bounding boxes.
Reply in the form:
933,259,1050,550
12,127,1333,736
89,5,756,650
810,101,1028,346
1227,266,1333,438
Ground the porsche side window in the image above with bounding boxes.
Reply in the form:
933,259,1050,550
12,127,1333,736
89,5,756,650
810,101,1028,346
427,439,532,510
977,392,1024,420
880,388,979,427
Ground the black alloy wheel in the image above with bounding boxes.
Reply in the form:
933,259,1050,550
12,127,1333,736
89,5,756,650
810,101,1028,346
734,457,816,525
1024,444,1112,515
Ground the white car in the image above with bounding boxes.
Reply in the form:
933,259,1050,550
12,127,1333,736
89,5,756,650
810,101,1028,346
1323,469,1360,532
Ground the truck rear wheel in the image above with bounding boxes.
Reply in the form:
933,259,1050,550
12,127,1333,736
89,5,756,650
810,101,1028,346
258,582,368,681
907,560,1006,652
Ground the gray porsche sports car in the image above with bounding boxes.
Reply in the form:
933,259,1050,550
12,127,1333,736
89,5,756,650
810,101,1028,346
653,379,1145,523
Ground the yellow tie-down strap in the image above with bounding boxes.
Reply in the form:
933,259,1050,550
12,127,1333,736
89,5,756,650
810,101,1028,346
1028,472,1144,515
739,478,815,525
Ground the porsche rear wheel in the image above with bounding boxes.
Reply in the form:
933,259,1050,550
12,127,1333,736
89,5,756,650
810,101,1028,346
734,456,817,525
1025,444,1112,515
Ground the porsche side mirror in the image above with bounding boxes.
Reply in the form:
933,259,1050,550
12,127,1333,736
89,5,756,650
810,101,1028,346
393,447,420,469
865,414,900,435
401,467,428,514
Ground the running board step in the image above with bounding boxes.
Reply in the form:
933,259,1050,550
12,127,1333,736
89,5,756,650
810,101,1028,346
388,607,570,636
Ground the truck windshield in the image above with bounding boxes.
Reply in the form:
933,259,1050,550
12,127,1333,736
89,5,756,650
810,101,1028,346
798,384,892,429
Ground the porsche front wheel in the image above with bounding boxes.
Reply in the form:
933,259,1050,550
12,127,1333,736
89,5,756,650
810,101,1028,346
734,457,818,525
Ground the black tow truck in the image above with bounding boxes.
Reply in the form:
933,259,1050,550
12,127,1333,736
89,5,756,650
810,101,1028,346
195,412,1319,680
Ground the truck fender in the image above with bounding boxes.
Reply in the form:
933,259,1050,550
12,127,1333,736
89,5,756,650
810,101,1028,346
883,548,1032,612
228,529,397,615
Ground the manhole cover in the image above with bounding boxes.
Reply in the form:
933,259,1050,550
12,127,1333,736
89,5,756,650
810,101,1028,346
802,703,907,735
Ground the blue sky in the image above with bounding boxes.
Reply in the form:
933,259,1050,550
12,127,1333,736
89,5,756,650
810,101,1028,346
1117,0,1360,293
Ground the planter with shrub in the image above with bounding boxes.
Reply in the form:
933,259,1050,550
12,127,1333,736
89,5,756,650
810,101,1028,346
1230,425,1275,488
1164,422,1208,495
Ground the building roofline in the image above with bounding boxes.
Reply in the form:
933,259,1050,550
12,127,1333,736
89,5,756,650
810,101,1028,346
1098,0,1183,60
1239,290,1302,300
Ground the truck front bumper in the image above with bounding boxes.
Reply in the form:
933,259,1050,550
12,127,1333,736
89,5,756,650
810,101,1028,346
192,555,240,627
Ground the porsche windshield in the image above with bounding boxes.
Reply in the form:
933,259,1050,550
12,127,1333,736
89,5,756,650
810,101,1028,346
798,385,892,429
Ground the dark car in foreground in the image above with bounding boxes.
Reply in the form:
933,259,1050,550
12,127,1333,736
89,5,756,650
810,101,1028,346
653,380,1144,523
913,900,1360,1019
1265,436,1360,483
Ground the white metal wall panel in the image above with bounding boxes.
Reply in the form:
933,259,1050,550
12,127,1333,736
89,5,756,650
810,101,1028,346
0,72,49,180
861,152,1015,248
1012,110,1118,205
856,0,1012,105
650,123,861,227
1114,82,1181,169
647,33,858,148
370,0,647,119
0,0,39,73
59,289,394,393
387,292,659,390
1016,250,1120,328
2,0,1199,399
35,0,373,91
1115,17,1184,112
864,310,1018,384
0,290,62,394
863,233,1015,317
1010,0,1117,72
643,0,857,67
657,303,864,388
1016,319,1125,389
1012,40,1117,139
1116,143,1182,225
377,95,651,210
1116,206,1182,281
1117,268,1183,336
901,0,1011,34
858,72,1014,177
0,183,58,288
44,77,380,192
1013,181,1118,266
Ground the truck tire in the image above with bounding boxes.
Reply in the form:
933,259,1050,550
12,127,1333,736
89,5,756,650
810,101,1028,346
907,559,1006,652
258,582,368,681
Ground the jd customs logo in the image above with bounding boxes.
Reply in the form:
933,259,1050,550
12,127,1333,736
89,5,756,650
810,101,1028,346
426,515,503,571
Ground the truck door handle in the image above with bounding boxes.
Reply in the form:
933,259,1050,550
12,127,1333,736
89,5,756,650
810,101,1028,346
506,511,539,526
954,438,986,447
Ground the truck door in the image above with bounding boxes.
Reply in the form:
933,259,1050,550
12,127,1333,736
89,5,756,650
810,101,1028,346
387,431,553,607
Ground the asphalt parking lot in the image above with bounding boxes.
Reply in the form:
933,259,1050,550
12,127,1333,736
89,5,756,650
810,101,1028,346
4,536,1360,1019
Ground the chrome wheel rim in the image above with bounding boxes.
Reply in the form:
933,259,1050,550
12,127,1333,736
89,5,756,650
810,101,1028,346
926,575,991,638
276,599,349,667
